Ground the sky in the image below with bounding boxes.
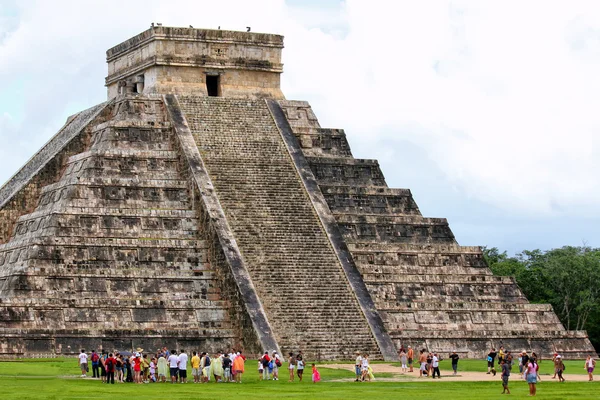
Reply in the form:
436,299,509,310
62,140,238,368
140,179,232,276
0,0,599,254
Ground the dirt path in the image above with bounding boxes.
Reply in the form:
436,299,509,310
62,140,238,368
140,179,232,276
324,363,593,382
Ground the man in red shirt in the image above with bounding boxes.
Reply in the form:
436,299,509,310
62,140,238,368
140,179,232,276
105,353,117,384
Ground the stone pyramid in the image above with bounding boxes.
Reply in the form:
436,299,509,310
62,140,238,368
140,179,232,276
0,26,595,360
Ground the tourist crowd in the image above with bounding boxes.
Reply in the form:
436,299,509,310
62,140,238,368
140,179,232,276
77,344,595,396
77,348,322,384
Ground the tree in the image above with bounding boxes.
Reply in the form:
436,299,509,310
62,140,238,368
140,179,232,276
484,246,600,350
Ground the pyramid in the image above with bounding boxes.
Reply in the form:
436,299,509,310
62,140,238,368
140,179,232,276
0,26,595,359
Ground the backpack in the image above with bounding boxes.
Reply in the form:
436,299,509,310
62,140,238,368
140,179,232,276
91,353,99,363
275,358,282,367
261,357,270,367
106,358,114,370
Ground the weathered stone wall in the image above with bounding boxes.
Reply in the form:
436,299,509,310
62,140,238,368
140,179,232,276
0,95,241,357
135,66,283,99
0,103,110,244
106,26,284,100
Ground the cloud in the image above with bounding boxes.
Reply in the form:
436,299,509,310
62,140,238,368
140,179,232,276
0,0,599,230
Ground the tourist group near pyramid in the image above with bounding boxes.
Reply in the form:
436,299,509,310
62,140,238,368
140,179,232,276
0,26,595,360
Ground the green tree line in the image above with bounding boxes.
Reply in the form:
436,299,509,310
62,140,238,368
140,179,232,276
483,246,600,352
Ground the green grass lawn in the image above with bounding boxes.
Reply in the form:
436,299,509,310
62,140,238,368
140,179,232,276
0,358,596,399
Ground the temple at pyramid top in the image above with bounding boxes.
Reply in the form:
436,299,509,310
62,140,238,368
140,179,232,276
105,25,285,99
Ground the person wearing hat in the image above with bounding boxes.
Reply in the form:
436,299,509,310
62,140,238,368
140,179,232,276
555,355,565,382
354,351,362,381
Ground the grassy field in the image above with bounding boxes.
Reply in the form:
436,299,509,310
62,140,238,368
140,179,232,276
0,358,596,399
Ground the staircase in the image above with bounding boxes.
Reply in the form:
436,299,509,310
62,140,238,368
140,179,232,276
178,96,381,360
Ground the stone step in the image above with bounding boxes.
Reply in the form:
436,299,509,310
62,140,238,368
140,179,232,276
16,207,196,223
40,177,189,194
357,264,492,276
362,274,516,285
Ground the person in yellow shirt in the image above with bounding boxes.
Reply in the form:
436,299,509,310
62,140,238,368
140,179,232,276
191,351,201,383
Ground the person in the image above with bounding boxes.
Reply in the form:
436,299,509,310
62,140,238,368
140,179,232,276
212,352,224,383
585,355,596,381
354,351,362,381
450,351,459,375
132,353,142,384
260,351,271,380
191,351,201,383
142,354,150,383
157,353,167,382
399,349,407,373
222,353,232,382
555,355,565,382
487,348,497,375
501,358,510,394
105,353,116,384
498,346,505,364
91,350,100,378
552,353,559,379
258,358,264,381
78,349,88,378
312,363,321,383
524,358,537,396
100,352,108,383
124,356,133,382
531,352,540,382
431,353,441,379
178,349,188,383
407,346,414,372
202,352,211,383
233,351,245,383
521,351,530,377
418,349,427,378
361,354,370,381
272,351,282,381
149,357,157,382
426,352,433,377
168,350,179,383
115,354,124,383
288,352,295,382
296,352,304,382
506,351,513,371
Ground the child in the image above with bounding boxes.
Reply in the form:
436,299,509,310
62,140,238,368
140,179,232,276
149,358,157,383
312,364,320,383
258,359,264,381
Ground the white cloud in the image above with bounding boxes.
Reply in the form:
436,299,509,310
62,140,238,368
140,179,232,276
1,0,599,223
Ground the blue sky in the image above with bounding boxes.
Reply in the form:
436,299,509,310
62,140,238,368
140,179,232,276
1,0,599,254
